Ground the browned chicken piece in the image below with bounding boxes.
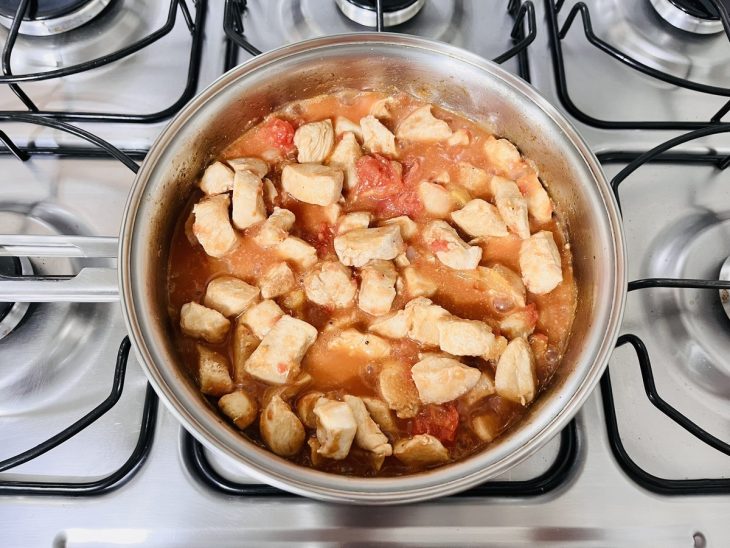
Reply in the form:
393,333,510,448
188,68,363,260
242,299,284,339
294,119,335,163
327,131,361,190
396,105,452,142
436,317,497,357
360,115,397,157
500,306,538,339
447,129,470,147
393,434,449,466
232,169,267,230
422,220,482,270
259,262,296,300
281,163,344,206
517,171,553,223
204,276,260,317
369,97,395,119
378,361,421,419
418,181,455,218
333,116,362,140
296,391,324,429
199,161,234,195
327,328,391,360
483,335,508,363
313,398,358,460
276,236,318,269
451,199,509,239
495,337,537,405
344,395,393,457
471,413,502,443
477,264,527,310
410,356,481,404
227,156,269,179
260,395,306,457
461,372,496,407
400,267,438,299
192,194,238,258
358,260,397,316
457,162,489,195
197,345,233,397
483,136,521,175
231,320,259,384
254,207,296,248
491,175,530,239
404,297,450,347
519,230,563,295
368,309,410,339
303,261,357,308
334,225,405,268
380,215,418,241
336,211,371,235
180,302,230,344
361,397,398,436
218,390,258,430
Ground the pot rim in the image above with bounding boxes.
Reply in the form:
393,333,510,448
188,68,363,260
119,32,626,504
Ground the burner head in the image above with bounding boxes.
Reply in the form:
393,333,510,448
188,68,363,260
0,0,111,36
650,0,724,35
335,0,425,27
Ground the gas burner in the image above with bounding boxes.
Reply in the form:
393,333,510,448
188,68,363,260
335,0,425,27
0,255,31,341
720,256,730,320
649,0,724,35
0,0,112,36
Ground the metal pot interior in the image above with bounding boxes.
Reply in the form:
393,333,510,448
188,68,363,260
120,34,625,503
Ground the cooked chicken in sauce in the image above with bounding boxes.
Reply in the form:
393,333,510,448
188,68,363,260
167,90,577,476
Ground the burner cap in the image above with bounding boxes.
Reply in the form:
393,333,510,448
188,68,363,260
335,0,425,27
650,0,724,34
0,0,111,36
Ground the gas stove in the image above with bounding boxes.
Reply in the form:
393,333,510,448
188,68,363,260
1,1,729,545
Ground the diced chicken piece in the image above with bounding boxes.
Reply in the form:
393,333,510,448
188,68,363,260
457,162,490,195
199,161,234,195
447,129,470,147
231,320,259,383
483,335,508,363
484,136,521,175
180,302,230,344
313,398,358,460
478,264,527,309
232,169,266,230
192,194,238,258
294,119,335,163
368,309,409,339
491,176,530,239
418,181,455,218
358,260,397,316
433,170,451,184
380,215,418,240
379,361,421,419
500,304,538,339
254,207,296,248
394,252,410,267
244,315,317,384
437,317,497,357
336,211,371,235
495,337,537,405
519,230,563,294
242,299,284,339
517,171,553,223
362,397,398,435
327,132,362,190
204,276,260,317
197,345,234,396
334,116,363,140
303,261,357,308
334,225,404,268
400,266,438,298
396,105,452,142
360,115,397,157
322,203,342,225
405,297,449,347
471,413,502,442
263,177,278,205
344,395,393,457
296,391,324,429
259,262,296,299
227,157,269,178
281,289,305,312
328,328,391,359
307,437,327,467
270,371,314,403
461,373,496,407
422,220,482,270
451,199,509,238
276,236,318,269
394,434,449,466
281,163,343,206
370,97,395,119
260,395,306,457
218,390,258,430
411,356,480,404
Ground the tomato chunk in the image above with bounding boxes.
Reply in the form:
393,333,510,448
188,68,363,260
260,117,295,151
412,403,459,443
355,154,423,218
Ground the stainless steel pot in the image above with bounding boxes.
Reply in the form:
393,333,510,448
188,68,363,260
114,33,626,504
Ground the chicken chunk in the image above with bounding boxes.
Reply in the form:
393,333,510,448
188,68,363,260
368,309,409,339
422,220,482,270
204,276,260,317
405,297,449,347
232,320,259,383
500,304,538,339
260,395,306,457
380,215,418,240
418,181,455,218
218,390,258,430
447,129,470,147
242,299,284,339
227,157,269,179
362,397,398,435
336,211,371,235
281,163,344,206
276,236,318,269
396,105,452,142
197,345,234,396
491,176,530,239
495,337,536,405
296,391,324,429
328,328,391,360
379,361,421,418
263,177,278,205
244,315,317,384
411,356,480,404
334,116,363,140
360,115,397,157
393,434,449,466
477,264,527,309
358,260,397,316
437,317,497,357
519,230,563,294
461,372,496,407
370,97,395,119
199,161,234,195
294,119,334,163
344,395,393,457
334,225,405,268
471,413,502,442
259,262,296,299
303,261,357,308
192,194,238,258
313,398,358,460
484,136,521,175
254,207,296,248
451,199,509,239
180,302,230,344
327,132,361,190
517,171,553,223
400,266,437,298
457,162,490,195
483,335,508,363
232,169,267,230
